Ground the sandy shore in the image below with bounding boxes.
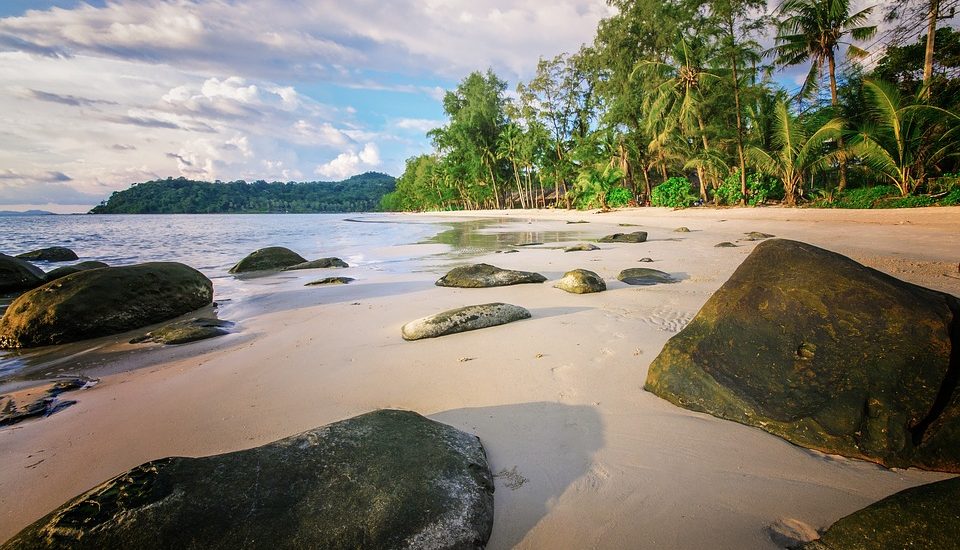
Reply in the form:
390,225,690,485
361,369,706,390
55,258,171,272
1,206,958,548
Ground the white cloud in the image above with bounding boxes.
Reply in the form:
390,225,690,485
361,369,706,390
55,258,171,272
315,143,381,179
394,118,444,133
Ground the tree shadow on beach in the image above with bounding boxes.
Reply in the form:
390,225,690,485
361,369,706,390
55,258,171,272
431,402,604,549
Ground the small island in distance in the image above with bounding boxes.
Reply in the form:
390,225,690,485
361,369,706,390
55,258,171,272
89,172,396,214
0,210,55,217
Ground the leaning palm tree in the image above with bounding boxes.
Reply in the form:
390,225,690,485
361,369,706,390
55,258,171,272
848,79,960,196
746,101,842,205
772,0,877,191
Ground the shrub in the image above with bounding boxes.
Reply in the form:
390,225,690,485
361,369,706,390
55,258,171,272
651,177,696,208
605,186,633,208
715,171,778,206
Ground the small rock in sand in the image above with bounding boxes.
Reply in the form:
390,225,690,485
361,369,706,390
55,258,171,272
284,257,349,270
305,276,354,286
564,243,600,252
402,303,530,340
674,227,691,233
436,264,546,288
617,268,676,286
715,242,738,248
598,231,647,243
554,269,606,294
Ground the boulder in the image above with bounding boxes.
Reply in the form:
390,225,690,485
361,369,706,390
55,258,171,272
402,303,530,341
674,227,691,233
639,258,654,263
617,268,676,286
284,257,349,270
2,410,495,550
598,231,647,243
715,241,738,248
0,254,45,294
742,231,775,241
228,247,306,273
0,262,213,348
436,264,546,288
305,277,354,286
15,246,78,262
130,318,232,345
554,269,606,294
645,239,960,472
44,261,109,282
564,243,600,252
801,477,960,549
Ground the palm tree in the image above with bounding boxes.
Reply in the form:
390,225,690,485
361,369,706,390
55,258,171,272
746,101,841,205
848,79,960,196
772,0,877,191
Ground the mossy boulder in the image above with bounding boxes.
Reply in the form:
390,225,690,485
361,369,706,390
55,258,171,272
0,262,213,348
800,477,960,549
284,257,349,270
16,247,78,262
436,264,546,288
554,269,606,294
617,268,676,286
598,231,647,243
228,247,306,274
645,239,960,472
402,303,531,340
130,318,232,345
44,261,109,282
1,409,495,550
0,254,45,294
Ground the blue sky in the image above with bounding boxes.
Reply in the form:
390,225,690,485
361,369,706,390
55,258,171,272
0,0,942,212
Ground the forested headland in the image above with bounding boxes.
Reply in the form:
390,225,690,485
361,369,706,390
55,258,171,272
381,0,960,211
89,172,395,214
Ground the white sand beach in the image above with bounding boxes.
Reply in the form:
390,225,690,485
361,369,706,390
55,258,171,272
1,206,958,548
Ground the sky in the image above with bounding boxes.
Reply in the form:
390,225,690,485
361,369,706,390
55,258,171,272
0,0,947,213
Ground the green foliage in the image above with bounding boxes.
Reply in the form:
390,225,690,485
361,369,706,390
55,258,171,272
573,165,624,209
605,186,633,207
715,171,777,205
816,185,899,208
90,173,396,214
651,177,696,207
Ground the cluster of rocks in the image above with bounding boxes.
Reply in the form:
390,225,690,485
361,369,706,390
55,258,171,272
227,246,349,274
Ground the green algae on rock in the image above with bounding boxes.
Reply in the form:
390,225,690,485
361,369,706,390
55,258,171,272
554,269,606,294
645,239,960,472
402,303,531,340
0,253,45,294
1,410,495,550
43,261,109,282
228,246,307,273
0,262,213,348
436,263,546,288
130,317,232,345
305,276,354,286
800,477,960,549
16,246,78,262
284,257,349,270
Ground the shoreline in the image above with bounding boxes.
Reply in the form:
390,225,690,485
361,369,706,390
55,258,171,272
1,206,958,547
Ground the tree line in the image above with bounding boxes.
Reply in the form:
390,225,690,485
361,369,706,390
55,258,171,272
381,0,960,211
90,172,396,214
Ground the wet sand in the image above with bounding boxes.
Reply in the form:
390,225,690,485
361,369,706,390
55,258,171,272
1,206,958,548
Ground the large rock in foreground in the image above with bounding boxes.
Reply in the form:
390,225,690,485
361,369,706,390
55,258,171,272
402,303,530,340
436,263,546,288
0,262,213,348
16,247,78,262
801,477,960,549
228,247,306,273
0,254,45,293
645,239,960,472
2,410,495,550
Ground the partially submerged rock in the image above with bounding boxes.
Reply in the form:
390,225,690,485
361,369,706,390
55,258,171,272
617,268,676,286
2,409,495,550
284,257,349,270
436,264,546,288
598,231,647,243
402,303,530,340
564,243,600,252
228,247,306,274
15,246,78,262
645,239,960,472
554,269,606,294
0,262,213,348
44,261,108,282
801,477,960,549
0,377,96,427
0,253,45,294
130,318,232,345
305,277,354,286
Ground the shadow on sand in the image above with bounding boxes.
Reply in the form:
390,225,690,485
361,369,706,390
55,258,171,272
431,402,604,549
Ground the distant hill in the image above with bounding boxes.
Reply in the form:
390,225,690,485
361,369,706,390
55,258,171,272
89,172,396,214
0,210,55,216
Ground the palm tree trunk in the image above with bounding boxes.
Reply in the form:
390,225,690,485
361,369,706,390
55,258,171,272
697,115,712,201
923,0,940,99
486,163,501,209
512,161,526,209
828,53,848,192
728,18,748,205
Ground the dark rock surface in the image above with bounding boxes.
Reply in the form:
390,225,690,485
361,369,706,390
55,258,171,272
44,261,109,282
742,232,775,241
305,277,354,286
15,247,78,262
645,239,960,472
799,477,960,549
0,254,45,294
228,247,307,273
554,269,606,294
598,231,647,243
0,262,213,348
617,268,676,286
402,303,531,340
2,410,495,550
714,242,738,248
0,377,96,427
284,257,349,270
436,264,546,288
130,318,232,345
